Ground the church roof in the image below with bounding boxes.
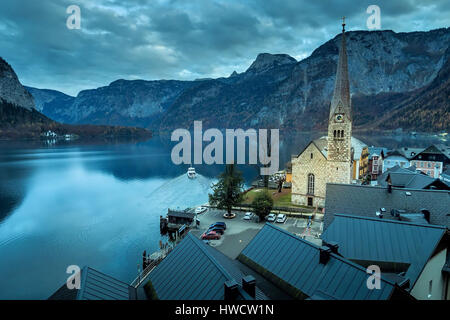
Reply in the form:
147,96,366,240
329,25,351,120
304,136,367,160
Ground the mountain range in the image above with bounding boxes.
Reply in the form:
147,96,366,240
5,27,450,136
0,58,152,140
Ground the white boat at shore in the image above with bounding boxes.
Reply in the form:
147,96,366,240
187,167,196,179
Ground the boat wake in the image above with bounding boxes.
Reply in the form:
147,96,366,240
145,173,215,209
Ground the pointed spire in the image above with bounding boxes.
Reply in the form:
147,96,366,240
329,17,351,120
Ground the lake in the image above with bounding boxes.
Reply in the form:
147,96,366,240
0,131,446,299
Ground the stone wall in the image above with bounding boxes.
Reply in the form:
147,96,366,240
291,143,328,208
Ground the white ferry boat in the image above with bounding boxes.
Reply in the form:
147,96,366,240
187,167,196,179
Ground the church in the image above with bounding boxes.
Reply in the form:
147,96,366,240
291,20,362,208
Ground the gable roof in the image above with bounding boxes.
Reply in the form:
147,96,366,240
238,223,402,300
411,145,450,161
324,183,450,229
296,136,367,160
322,214,447,289
380,171,449,190
295,139,328,159
48,267,132,300
398,147,425,160
376,165,416,185
368,147,388,160
143,233,266,300
385,149,409,159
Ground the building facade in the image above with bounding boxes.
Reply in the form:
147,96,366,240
410,145,449,178
382,150,410,173
356,144,369,181
292,22,353,208
368,147,387,182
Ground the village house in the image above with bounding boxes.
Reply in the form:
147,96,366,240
410,145,450,178
322,214,450,300
441,168,450,185
368,147,387,182
382,149,410,172
137,233,271,300
377,165,449,190
356,144,369,181
238,223,411,300
323,183,450,229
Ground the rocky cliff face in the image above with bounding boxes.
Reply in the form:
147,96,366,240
0,57,35,110
27,28,450,133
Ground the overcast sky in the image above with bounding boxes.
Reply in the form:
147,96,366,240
1,0,449,96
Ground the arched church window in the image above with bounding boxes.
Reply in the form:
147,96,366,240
334,130,337,138
341,130,344,138
310,153,313,159
307,174,315,195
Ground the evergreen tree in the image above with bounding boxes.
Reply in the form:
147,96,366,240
251,189,274,221
209,164,244,217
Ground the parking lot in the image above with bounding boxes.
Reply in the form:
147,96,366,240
190,208,323,259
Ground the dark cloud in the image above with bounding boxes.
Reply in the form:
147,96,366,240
0,0,448,96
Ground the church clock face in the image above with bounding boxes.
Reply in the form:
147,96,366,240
335,114,344,122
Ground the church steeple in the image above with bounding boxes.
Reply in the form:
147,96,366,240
326,18,353,175
329,17,351,121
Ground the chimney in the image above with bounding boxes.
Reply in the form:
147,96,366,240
242,275,256,298
224,280,239,300
319,246,332,264
324,241,339,254
421,209,430,223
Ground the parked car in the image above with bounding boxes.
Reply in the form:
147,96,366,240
195,206,208,214
209,222,226,230
244,212,254,220
207,226,225,235
276,214,287,223
266,213,277,222
201,231,221,240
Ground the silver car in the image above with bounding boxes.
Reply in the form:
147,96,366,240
276,214,287,223
244,212,254,220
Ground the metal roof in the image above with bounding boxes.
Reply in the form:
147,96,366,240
398,147,425,160
49,267,132,300
322,214,446,289
239,223,399,300
377,166,448,190
77,267,131,300
144,233,266,300
368,147,388,160
377,165,416,184
168,209,195,219
324,183,450,229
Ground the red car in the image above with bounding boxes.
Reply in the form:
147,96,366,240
201,231,221,240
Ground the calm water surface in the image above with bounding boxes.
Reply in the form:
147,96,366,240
0,131,446,299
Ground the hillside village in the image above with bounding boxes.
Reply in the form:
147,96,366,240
49,22,450,301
